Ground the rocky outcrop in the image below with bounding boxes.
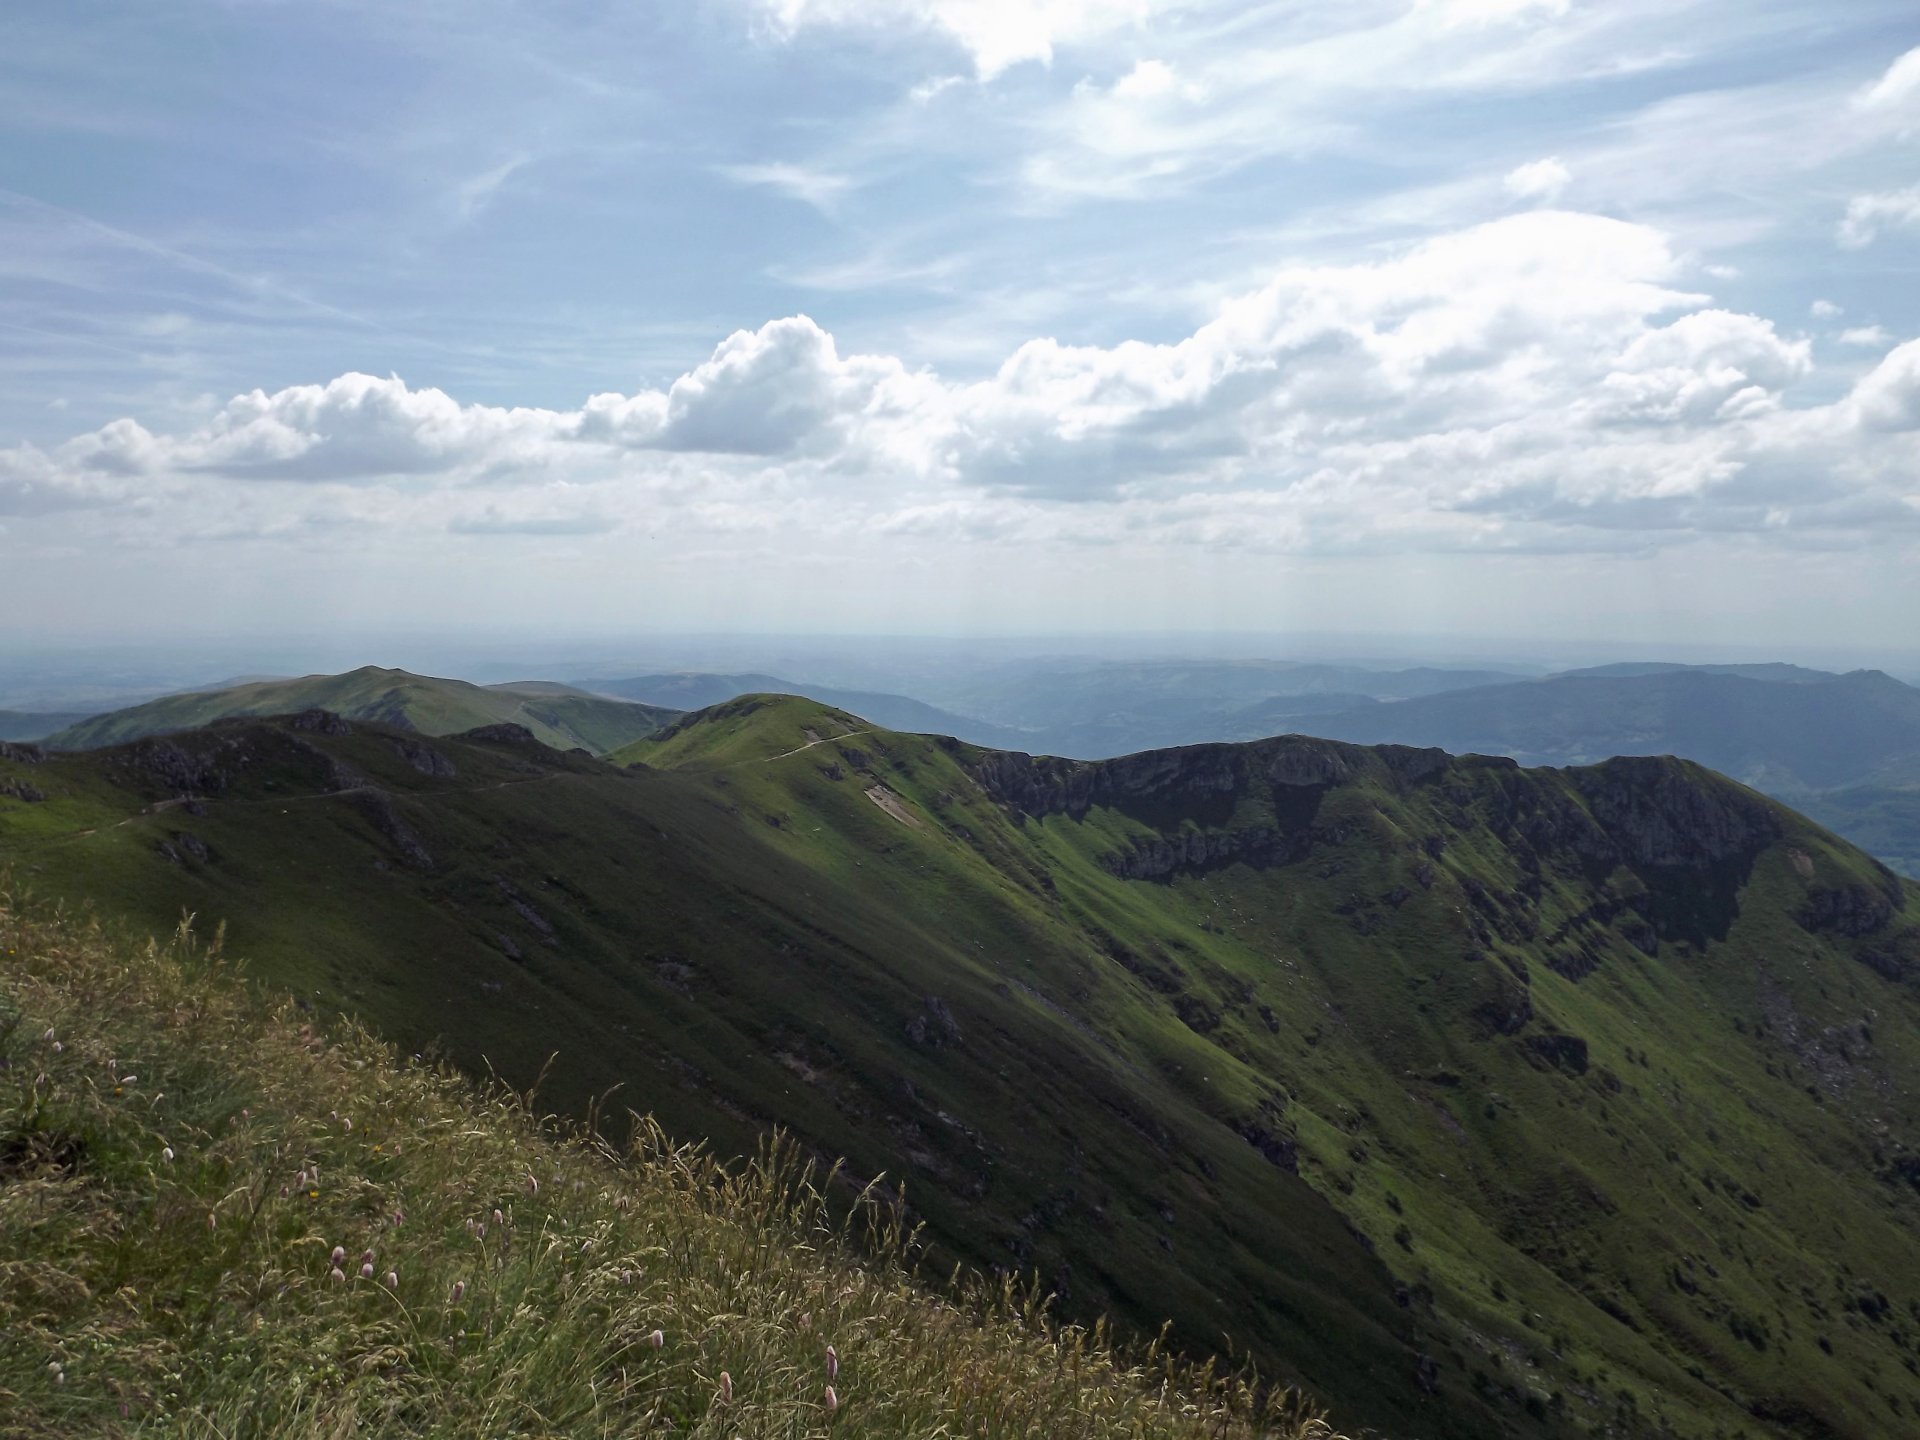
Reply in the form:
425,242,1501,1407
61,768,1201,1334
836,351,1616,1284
456,722,541,747
905,995,963,1048
350,790,434,869
126,738,230,796
975,736,1790,902
970,736,1389,822
969,736,1428,882
389,737,458,778
1235,1100,1300,1173
1,777,45,803
289,709,354,736
1523,1033,1590,1074
1797,880,1902,938
0,741,45,765
1571,757,1781,869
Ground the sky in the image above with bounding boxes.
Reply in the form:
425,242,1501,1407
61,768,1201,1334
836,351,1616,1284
3,0,1919,653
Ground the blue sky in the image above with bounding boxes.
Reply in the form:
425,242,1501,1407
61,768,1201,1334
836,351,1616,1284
3,1,1919,652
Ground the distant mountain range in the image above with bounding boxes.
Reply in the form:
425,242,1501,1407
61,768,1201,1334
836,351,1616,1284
6,695,1919,1437
1258,667,1920,792
36,657,1920,877
42,666,680,756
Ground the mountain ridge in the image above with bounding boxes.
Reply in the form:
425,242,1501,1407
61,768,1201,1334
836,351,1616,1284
5,697,1919,1437
40,666,682,756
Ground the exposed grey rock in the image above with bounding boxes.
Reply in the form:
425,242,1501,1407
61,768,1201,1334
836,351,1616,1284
0,741,46,765
1797,883,1897,938
349,789,434,869
458,722,541,746
289,709,354,736
496,878,557,941
389,737,457,778
1571,756,1781,868
129,738,227,796
905,994,963,1047
1236,1119,1300,1173
1523,1033,1590,1074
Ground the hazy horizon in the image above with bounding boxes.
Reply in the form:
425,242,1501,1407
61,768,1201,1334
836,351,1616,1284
6,628,1920,716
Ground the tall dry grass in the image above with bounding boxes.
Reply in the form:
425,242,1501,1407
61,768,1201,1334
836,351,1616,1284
0,889,1349,1438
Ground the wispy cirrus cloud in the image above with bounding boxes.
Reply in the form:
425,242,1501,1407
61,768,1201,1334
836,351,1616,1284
716,161,858,212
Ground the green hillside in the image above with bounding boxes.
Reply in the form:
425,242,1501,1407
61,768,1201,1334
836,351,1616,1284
41,667,679,756
0,892,1348,1439
5,698,1920,1438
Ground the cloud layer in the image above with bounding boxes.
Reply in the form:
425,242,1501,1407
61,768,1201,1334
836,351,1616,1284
6,209,1914,563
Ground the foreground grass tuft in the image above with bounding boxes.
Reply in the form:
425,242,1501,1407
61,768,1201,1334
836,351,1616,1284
0,892,1347,1439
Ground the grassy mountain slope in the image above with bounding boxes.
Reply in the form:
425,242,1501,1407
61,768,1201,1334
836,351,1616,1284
0,710,90,742
0,711,1429,1436
41,667,679,756
0,893,1349,1440
6,703,1920,1438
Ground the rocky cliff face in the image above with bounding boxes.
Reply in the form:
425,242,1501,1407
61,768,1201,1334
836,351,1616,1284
966,735,1454,823
970,736,1789,901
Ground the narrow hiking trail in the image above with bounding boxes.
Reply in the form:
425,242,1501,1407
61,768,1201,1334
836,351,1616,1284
757,729,868,764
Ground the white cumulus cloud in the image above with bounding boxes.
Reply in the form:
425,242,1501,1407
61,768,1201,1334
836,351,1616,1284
1856,44,1920,132
6,210,1914,558
1504,156,1571,202
1838,185,1920,248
